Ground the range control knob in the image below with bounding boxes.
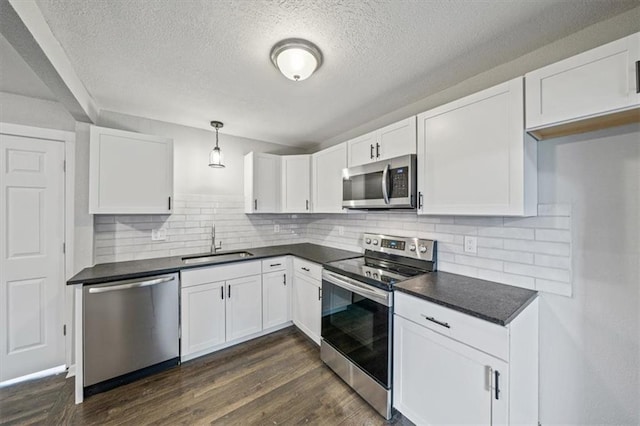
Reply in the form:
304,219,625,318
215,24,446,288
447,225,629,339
373,273,379,279
365,238,372,244
409,244,416,252
372,239,379,246
365,271,372,277
419,245,427,253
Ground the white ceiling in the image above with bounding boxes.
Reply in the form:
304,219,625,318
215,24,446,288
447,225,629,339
29,0,638,147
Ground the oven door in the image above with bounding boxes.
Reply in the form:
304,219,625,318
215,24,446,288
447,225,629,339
321,270,393,388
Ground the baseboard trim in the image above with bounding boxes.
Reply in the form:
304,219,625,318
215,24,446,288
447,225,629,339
0,364,67,388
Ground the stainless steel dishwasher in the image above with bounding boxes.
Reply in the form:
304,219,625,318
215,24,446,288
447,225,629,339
83,273,179,396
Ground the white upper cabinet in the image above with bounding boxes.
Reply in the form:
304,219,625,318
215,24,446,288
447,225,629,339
347,117,416,167
417,77,537,217
244,152,281,213
281,155,311,213
526,32,640,140
89,125,173,214
311,143,347,213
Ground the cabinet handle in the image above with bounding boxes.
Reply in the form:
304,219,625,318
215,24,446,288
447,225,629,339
376,142,380,158
301,267,310,272
220,286,224,300
283,273,286,286
421,314,450,329
228,285,231,299
254,199,258,211
636,60,640,94
418,192,424,210
168,196,172,210
494,370,501,400
270,263,282,267
370,144,375,159
306,200,309,210
318,287,322,300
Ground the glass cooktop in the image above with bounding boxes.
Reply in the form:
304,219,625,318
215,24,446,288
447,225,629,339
323,256,428,290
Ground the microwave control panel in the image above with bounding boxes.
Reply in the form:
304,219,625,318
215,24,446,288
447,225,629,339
390,167,409,197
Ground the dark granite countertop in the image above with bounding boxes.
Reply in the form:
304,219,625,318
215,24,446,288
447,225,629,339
394,271,538,326
67,243,362,285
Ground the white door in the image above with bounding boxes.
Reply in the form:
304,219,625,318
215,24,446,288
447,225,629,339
0,134,65,381
377,117,416,161
347,131,377,167
180,282,226,356
292,273,321,345
255,154,281,213
262,270,290,329
225,275,262,341
312,143,346,213
281,155,310,213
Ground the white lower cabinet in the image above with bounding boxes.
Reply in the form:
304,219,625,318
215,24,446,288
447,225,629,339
180,261,262,360
262,269,291,329
292,258,322,345
394,292,539,425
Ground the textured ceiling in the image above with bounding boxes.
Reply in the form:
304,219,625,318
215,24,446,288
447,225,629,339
33,0,638,146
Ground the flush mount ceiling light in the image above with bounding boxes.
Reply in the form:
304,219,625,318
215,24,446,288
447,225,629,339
270,38,323,81
208,121,225,168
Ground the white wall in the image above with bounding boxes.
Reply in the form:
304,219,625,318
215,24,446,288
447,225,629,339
537,124,639,424
97,110,305,196
0,91,75,131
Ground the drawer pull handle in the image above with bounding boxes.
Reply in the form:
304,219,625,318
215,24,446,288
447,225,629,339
301,267,310,272
270,263,282,267
494,370,501,400
421,314,450,329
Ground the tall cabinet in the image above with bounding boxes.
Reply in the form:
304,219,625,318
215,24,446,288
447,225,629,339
417,77,537,216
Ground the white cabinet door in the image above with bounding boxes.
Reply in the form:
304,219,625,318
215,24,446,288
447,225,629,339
347,131,377,167
292,272,321,345
244,152,281,213
89,126,173,214
312,143,347,213
417,77,536,216
281,155,311,213
394,316,508,425
262,270,290,329
181,282,226,356
526,32,640,131
225,274,263,341
377,117,416,161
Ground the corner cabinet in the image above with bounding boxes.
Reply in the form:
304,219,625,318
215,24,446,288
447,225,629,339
281,155,311,213
244,152,281,213
347,117,416,167
89,125,173,214
312,143,347,213
526,32,640,140
417,77,537,216
394,292,539,425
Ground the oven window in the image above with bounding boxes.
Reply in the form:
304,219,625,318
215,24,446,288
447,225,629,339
321,279,390,388
343,171,384,201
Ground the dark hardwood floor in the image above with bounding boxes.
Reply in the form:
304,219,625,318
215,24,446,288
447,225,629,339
0,327,413,425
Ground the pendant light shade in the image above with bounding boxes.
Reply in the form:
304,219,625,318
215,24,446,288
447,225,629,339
270,38,323,81
208,121,225,168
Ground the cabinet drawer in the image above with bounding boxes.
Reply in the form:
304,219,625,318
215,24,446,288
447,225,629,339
395,292,509,361
262,257,287,273
181,260,261,288
293,258,322,281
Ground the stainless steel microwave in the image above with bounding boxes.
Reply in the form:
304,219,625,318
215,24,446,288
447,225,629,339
342,154,417,209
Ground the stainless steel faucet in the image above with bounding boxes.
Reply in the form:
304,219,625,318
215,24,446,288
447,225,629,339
211,224,222,253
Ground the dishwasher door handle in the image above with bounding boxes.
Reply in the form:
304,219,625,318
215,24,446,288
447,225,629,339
88,276,175,293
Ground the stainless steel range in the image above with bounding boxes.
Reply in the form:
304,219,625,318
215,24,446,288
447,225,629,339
321,233,436,420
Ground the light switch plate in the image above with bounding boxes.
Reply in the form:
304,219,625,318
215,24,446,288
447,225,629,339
464,236,477,254
152,228,167,241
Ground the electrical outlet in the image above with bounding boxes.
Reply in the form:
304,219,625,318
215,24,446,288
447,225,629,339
464,236,477,254
151,228,167,241
338,226,344,236
274,224,280,233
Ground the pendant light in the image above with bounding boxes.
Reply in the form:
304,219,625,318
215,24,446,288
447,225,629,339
270,38,323,81
208,121,225,168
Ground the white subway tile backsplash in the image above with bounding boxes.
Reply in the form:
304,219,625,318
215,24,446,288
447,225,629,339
93,196,572,297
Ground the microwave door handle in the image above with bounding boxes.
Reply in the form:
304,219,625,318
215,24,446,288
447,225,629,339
382,163,391,204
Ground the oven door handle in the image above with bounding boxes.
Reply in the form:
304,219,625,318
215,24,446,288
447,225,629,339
322,271,392,307
381,163,391,204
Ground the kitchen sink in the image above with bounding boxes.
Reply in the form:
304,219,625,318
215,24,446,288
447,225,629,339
182,251,254,265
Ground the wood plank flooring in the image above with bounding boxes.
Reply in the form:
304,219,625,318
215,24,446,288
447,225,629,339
0,327,413,425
